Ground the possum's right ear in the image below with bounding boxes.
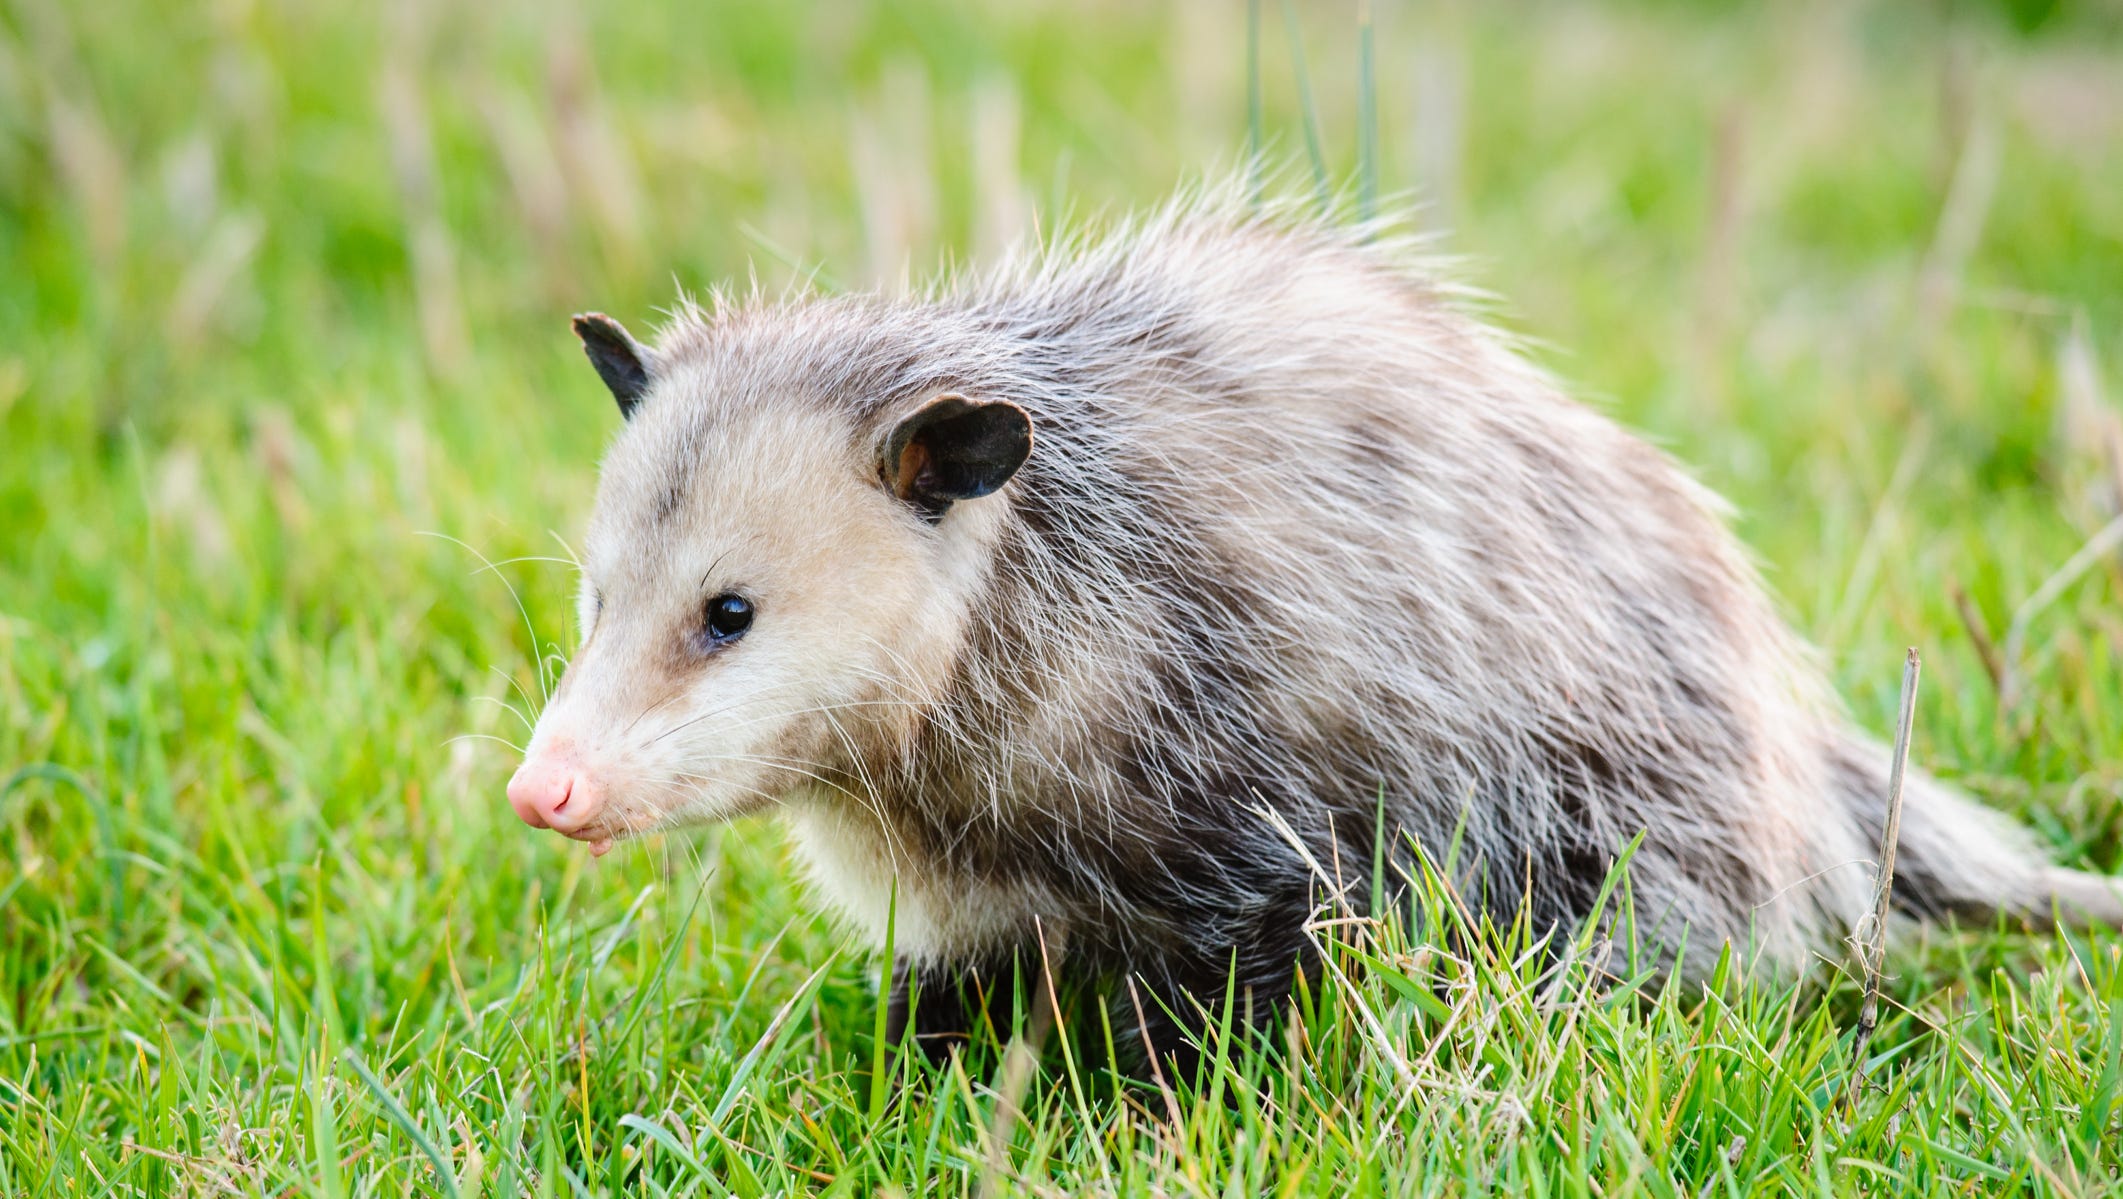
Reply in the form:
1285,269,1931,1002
879,394,1033,523
571,313,655,420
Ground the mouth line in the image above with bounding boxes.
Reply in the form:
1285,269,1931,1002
551,822,624,857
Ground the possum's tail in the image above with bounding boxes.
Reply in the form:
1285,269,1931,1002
1828,733,2123,930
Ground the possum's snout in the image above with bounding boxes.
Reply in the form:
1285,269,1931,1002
508,741,615,856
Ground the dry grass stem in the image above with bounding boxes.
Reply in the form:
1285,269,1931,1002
2000,512,2123,712
1949,582,2005,698
1846,647,1920,1110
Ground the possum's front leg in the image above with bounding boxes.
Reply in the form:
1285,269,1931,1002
886,951,1029,1064
886,922,1320,1086
1110,888,1326,1084
888,946,1239,1082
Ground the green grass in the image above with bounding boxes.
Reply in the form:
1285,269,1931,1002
6,0,2123,1193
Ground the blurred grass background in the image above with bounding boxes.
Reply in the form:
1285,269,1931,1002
4,0,2123,1193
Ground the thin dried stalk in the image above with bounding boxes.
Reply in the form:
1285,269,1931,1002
1846,648,1920,1111
1948,582,2004,698
2000,513,2123,712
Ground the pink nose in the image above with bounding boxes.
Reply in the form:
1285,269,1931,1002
507,746,604,836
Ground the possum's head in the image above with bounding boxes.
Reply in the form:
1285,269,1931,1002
505,311,1031,854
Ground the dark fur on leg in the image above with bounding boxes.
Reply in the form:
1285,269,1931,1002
1109,885,1323,1086
885,951,1028,1067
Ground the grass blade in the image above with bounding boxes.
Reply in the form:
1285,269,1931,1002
712,954,837,1127
1358,0,1378,222
343,1050,462,1199
1281,0,1331,210
868,881,899,1121
1247,0,1265,202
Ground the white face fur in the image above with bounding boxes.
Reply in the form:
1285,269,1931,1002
507,329,1025,856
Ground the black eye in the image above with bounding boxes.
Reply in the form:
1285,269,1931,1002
705,593,753,642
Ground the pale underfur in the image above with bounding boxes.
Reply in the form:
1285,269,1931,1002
520,184,2120,1035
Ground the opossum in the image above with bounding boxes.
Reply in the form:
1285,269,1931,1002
505,188,2121,1069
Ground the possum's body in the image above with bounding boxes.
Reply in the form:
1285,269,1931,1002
507,189,2121,1067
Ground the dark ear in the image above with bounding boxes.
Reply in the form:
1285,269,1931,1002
571,313,655,419
878,394,1033,523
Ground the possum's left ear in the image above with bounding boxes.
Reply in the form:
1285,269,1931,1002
879,394,1033,523
571,313,656,420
